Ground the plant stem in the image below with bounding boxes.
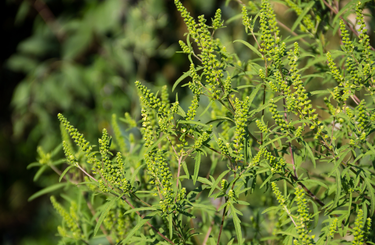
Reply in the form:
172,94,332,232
216,198,228,245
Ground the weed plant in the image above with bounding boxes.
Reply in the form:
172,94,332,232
29,0,375,244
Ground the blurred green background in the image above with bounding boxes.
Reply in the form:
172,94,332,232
0,0,239,244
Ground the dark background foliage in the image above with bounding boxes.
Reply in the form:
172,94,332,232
0,0,226,244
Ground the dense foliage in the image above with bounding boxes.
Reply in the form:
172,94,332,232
29,0,375,244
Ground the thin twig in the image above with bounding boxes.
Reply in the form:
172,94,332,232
216,200,228,245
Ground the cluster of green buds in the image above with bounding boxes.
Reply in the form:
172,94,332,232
339,20,353,52
356,100,368,132
259,0,280,58
145,150,174,213
37,146,51,165
217,138,230,157
256,119,268,134
271,182,286,206
293,188,314,245
136,82,158,148
175,0,229,101
233,96,251,160
98,129,131,194
212,8,223,31
58,114,100,173
251,147,266,166
269,99,288,131
242,6,252,33
352,209,365,245
179,40,191,54
288,43,316,120
193,131,210,150
328,218,338,238
356,2,373,73
51,196,83,240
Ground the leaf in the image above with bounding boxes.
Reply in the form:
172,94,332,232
59,165,75,182
178,120,210,128
248,83,262,107
124,207,157,215
303,141,316,168
197,177,212,186
333,2,355,24
193,152,201,185
230,203,243,244
332,169,341,210
122,212,157,244
262,206,280,214
302,179,328,189
209,170,230,197
169,213,173,240
364,177,375,215
199,101,213,117
233,39,262,58
291,2,315,32
27,162,40,169
94,197,118,236
33,165,48,182
172,67,203,92
28,183,67,201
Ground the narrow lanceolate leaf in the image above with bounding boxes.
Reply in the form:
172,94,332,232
209,170,230,197
28,182,67,201
291,2,315,32
122,212,157,244
233,39,262,58
229,203,243,244
59,165,75,182
193,152,201,185
33,165,48,182
94,197,118,236
303,141,316,168
364,177,375,215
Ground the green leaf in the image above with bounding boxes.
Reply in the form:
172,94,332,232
229,203,243,244
28,183,67,201
193,152,201,185
291,2,315,32
33,165,48,182
233,39,262,58
197,176,212,186
124,207,157,215
199,101,213,117
364,177,375,215
172,67,203,92
27,162,40,169
248,83,262,107
122,212,157,244
303,141,316,168
94,197,119,236
178,120,210,128
169,213,173,240
333,2,355,24
332,169,341,210
59,165,75,182
209,170,230,197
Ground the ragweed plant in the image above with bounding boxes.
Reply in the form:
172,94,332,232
29,0,375,244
